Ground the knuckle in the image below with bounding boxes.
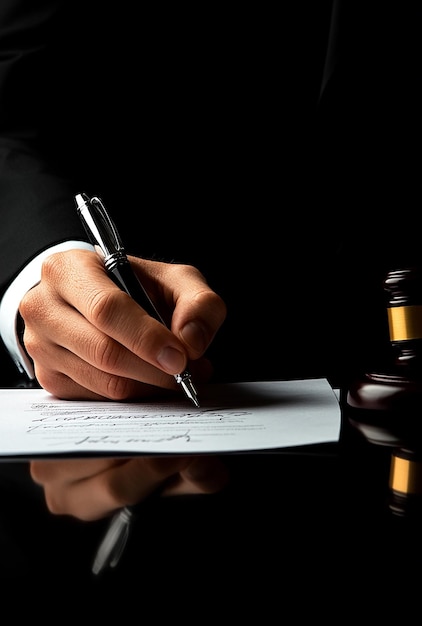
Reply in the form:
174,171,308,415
203,291,227,322
19,288,43,323
129,324,158,356
91,333,122,373
191,289,227,326
103,373,134,401
20,328,36,356
86,289,118,328
40,252,66,281
35,370,70,399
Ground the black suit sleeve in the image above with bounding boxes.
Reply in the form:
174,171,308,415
0,0,88,294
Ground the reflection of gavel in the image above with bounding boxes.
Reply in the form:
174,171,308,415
347,267,422,516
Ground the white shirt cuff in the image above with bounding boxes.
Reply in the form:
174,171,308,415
0,240,94,378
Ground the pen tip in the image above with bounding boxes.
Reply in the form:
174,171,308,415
179,377,200,407
191,395,200,408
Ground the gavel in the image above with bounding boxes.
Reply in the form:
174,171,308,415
347,267,422,516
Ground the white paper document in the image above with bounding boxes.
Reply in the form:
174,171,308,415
0,378,340,458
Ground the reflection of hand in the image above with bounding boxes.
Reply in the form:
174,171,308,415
30,455,230,521
19,249,227,400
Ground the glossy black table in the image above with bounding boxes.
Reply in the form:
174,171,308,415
0,387,420,619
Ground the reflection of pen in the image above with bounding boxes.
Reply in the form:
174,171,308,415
74,192,200,408
91,505,133,575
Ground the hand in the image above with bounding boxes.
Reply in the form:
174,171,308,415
19,249,226,400
29,455,230,521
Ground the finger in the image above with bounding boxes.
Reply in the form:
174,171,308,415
32,347,213,401
131,258,227,359
34,366,177,401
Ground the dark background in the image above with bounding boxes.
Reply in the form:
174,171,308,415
1,1,422,615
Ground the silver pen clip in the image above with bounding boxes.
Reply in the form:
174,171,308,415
75,192,126,271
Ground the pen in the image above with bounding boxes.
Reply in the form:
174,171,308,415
75,191,200,575
74,192,200,408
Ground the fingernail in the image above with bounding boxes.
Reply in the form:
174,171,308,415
180,321,207,353
157,346,186,374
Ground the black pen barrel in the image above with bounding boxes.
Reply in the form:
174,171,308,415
109,260,167,326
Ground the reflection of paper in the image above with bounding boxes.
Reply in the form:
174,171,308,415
0,378,340,458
